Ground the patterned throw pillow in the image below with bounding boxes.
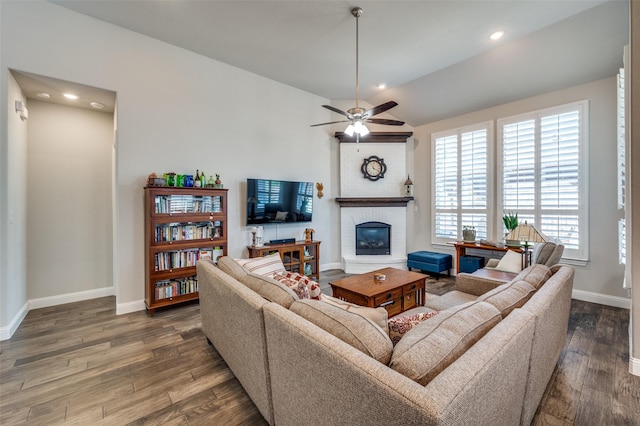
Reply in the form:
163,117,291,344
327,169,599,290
387,311,440,346
272,273,310,299
235,253,286,278
273,271,321,300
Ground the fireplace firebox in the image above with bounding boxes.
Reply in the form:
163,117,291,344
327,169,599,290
355,222,391,255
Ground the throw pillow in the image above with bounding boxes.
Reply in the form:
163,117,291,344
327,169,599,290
275,211,288,221
236,252,286,278
272,273,310,299
495,249,523,273
320,294,389,333
276,271,321,300
290,299,393,365
387,311,440,346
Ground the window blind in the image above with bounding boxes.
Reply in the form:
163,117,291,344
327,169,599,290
433,124,489,242
498,101,587,260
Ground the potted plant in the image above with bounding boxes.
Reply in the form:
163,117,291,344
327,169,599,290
462,225,476,243
503,211,520,246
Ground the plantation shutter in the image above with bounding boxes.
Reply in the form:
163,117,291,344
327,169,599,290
498,101,586,260
433,124,489,242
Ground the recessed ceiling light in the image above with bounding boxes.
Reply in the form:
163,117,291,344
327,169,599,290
377,83,387,90
490,31,504,41
36,92,51,99
90,102,105,109
63,93,78,100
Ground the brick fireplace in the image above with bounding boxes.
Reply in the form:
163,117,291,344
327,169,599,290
336,132,413,274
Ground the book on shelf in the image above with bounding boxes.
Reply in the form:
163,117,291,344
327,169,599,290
212,246,224,262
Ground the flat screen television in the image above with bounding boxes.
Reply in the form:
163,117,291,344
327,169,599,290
246,178,314,225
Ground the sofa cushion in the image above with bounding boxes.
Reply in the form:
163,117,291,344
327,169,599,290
477,280,536,317
388,311,440,346
236,253,286,278
217,256,249,281
242,272,299,308
495,249,523,273
320,294,389,333
389,301,501,385
513,264,552,289
290,299,393,365
423,290,477,311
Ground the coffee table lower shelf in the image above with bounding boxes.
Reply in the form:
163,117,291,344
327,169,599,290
329,267,428,317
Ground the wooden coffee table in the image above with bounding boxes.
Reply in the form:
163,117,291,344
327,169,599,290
329,267,428,317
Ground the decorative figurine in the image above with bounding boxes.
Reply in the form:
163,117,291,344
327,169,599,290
304,228,315,243
316,182,324,199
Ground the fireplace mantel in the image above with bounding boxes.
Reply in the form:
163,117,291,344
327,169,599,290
335,197,414,207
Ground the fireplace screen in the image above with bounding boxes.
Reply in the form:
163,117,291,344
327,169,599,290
355,222,391,255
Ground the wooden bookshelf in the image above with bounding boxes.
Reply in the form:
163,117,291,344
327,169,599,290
144,186,228,316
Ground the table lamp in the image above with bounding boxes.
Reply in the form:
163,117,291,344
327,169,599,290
504,221,550,267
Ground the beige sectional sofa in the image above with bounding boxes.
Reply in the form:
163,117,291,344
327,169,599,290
197,257,574,426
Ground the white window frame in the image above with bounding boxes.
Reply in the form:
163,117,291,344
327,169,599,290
431,121,494,245
497,100,589,262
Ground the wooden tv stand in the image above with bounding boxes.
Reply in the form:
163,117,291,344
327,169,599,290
247,240,321,281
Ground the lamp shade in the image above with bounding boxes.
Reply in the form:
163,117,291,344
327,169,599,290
504,221,549,244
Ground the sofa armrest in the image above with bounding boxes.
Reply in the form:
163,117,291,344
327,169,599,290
455,272,509,296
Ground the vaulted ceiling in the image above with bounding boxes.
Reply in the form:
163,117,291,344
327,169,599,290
51,0,629,126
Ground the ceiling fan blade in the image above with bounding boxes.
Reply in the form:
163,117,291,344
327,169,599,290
310,120,350,127
363,101,398,118
366,118,405,126
322,105,350,118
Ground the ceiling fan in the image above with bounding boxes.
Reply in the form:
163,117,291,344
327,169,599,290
311,7,405,137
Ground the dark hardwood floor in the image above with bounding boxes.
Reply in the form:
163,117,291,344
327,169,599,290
0,271,637,425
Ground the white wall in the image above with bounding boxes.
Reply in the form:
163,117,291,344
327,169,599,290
0,1,336,323
412,77,628,304
26,100,114,299
0,72,29,338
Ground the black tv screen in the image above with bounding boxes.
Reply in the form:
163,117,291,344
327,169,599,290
246,178,314,225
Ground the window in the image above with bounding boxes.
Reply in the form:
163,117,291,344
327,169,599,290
431,101,588,263
498,101,588,261
432,122,491,244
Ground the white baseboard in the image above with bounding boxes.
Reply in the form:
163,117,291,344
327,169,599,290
630,357,640,376
320,262,343,272
1,287,115,341
116,299,146,315
0,301,29,341
571,289,631,309
29,286,115,310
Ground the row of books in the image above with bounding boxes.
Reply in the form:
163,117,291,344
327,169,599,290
155,277,198,299
155,247,224,271
155,222,222,242
154,195,222,214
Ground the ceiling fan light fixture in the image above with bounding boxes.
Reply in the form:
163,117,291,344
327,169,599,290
344,123,356,136
359,123,370,136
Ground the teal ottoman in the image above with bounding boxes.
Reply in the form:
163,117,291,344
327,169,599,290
407,251,452,276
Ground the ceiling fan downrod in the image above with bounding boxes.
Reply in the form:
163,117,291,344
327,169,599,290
352,7,362,110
